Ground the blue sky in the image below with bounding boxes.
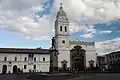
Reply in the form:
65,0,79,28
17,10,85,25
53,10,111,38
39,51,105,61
0,30,50,48
0,0,120,54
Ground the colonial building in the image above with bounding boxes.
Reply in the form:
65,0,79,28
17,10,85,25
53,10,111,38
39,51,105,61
0,4,97,74
55,4,97,69
0,48,50,74
105,51,120,71
96,55,106,70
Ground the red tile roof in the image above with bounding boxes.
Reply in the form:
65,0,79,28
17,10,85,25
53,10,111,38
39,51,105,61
0,48,50,54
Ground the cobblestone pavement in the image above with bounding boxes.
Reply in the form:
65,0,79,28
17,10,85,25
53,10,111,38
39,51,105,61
0,73,120,80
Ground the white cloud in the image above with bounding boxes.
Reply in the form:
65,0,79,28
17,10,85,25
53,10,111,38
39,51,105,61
0,0,54,40
78,25,96,38
80,32,94,38
0,16,54,40
69,24,96,33
100,30,112,34
95,37,120,54
0,0,120,40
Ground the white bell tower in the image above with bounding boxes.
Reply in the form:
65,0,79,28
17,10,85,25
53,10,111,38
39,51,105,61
54,3,70,67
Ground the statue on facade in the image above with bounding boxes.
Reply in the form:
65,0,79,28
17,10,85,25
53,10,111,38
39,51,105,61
89,60,94,69
51,37,56,49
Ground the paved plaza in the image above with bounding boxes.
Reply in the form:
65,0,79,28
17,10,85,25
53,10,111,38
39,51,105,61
0,73,120,80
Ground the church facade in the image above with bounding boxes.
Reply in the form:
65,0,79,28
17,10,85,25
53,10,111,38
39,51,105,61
55,4,97,69
0,4,97,74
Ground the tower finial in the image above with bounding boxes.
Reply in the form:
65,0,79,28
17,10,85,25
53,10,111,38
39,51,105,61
60,3,62,6
59,3,63,10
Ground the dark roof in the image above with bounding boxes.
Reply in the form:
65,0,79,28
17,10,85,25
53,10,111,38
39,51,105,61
97,56,105,58
106,51,120,56
0,48,50,54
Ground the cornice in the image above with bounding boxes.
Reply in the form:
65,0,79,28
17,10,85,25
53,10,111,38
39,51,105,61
70,40,95,45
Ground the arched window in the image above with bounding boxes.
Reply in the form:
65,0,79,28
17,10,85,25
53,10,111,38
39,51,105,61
34,57,36,61
24,57,27,61
60,26,62,31
24,65,27,69
4,57,7,61
43,57,45,61
34,65,36,69
65,26,67,32
15,57,17,61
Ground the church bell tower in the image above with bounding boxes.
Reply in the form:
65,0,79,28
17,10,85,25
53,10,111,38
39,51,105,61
54,3,70,67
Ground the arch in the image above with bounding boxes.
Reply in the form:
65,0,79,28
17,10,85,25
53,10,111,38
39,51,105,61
61,60,68,71
70,45,85,71
43,57,45,61
60,26,62,31
24,57,27,61
34,57,36,61
65,26,67,32
2,65,7,74
13,65,18,73
4,57,7,61
89,60,95,70
15,57,17,61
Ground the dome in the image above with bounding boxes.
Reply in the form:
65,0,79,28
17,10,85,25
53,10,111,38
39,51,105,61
56,3,67,19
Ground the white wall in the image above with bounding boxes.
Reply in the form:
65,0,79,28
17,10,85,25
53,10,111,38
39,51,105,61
58,50,70,67
0,53,50,73
56,36,71,67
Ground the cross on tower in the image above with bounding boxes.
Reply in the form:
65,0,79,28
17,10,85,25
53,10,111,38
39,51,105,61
59,3,63,10
60,3,62,6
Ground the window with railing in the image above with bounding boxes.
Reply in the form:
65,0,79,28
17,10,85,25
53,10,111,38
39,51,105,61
24,65,27,69
43,57,45,61
15,57,17,61
24,57,27,61
34,65,36,69
65,26,67,32
4,57,7,61
34,57,36,61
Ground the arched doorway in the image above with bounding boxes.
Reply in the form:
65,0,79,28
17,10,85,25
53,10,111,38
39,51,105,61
70,45,85,71
61,60,68,72
2,65,7,74
74,58,84,70
89,60,95,69
13,65,18,73
61,60,67,68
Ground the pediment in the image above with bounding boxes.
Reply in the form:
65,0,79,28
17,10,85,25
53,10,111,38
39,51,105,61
74,45,82,49
71,45,85,58
61,60,68,63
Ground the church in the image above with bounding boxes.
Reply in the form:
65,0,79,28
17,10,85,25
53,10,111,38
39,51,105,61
54,3,96,69
0,4,97,74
